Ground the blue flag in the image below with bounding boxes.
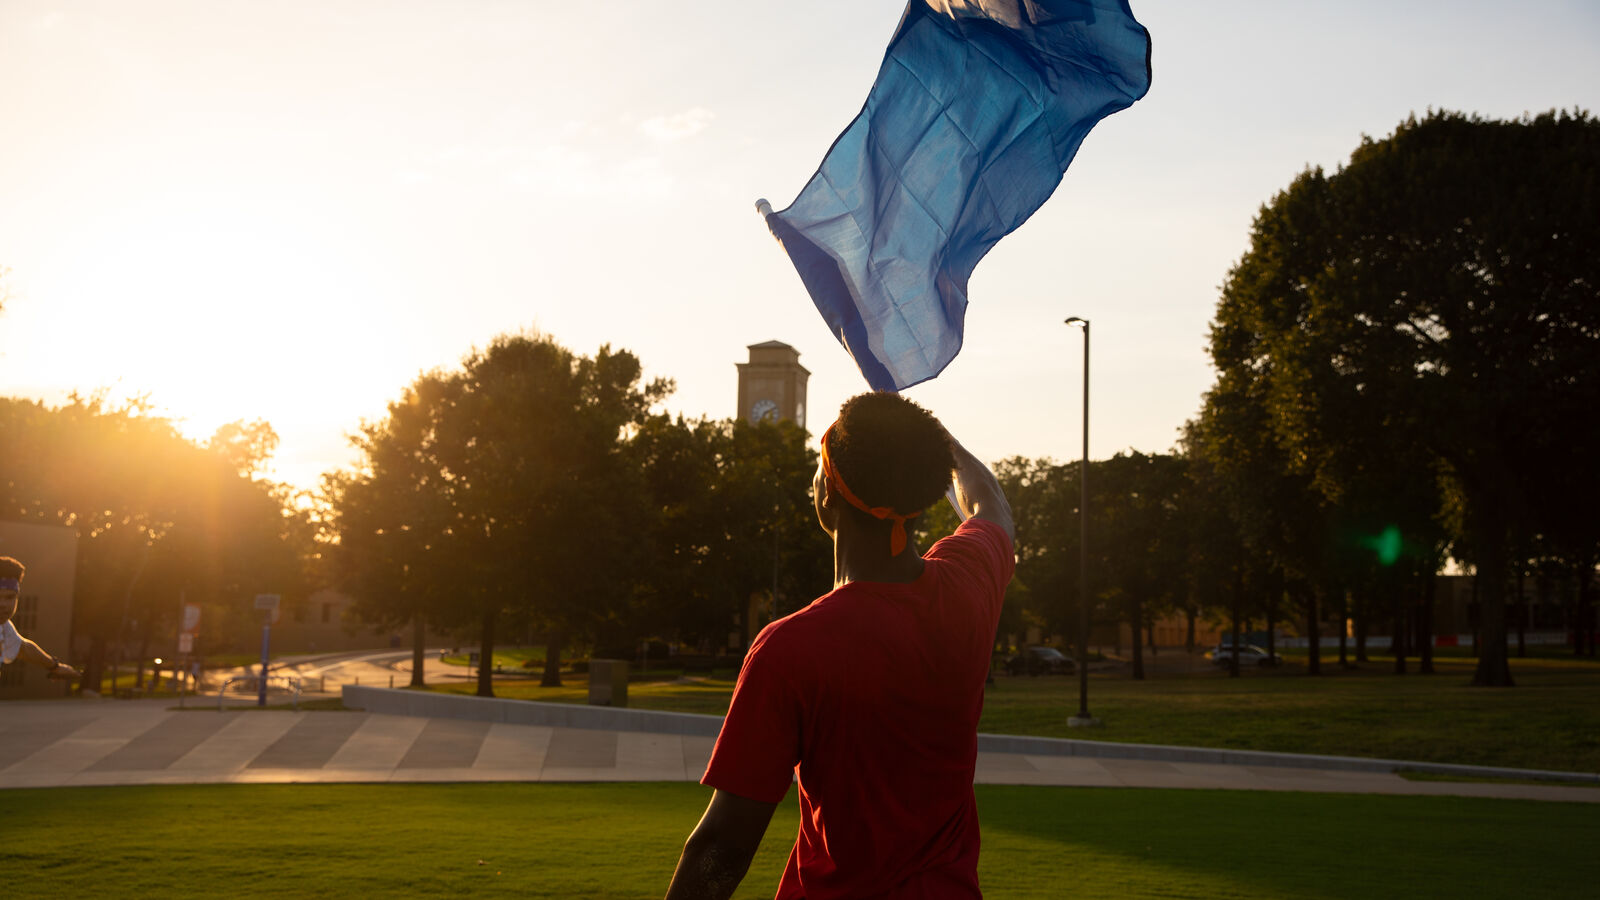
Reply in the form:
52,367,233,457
762,1,1152,391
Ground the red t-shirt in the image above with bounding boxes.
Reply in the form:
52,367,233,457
702,518,1015,899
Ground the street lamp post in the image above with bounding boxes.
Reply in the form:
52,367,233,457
1064,317,1100,727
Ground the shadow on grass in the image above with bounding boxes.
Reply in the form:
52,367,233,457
8,783,1596,898
976,786,1598,899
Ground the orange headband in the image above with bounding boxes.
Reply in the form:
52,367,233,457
820,422,919,556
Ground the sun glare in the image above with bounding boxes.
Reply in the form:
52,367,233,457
26,196,406,469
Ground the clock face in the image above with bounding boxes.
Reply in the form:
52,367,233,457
750,398,779,423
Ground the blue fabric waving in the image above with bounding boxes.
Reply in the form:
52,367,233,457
764,1,1152,391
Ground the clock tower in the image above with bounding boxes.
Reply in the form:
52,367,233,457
737,341,809,428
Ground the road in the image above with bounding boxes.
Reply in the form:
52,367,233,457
208,648,477,701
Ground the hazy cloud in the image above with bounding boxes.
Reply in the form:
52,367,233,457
511,148,672,199
638,107,714,142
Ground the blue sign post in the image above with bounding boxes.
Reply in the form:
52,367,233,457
257,618,270,706
254,594,280,707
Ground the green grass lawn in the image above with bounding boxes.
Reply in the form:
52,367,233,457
4,782,1594,898
425,649,1600,773
440,646,550,669
976,652,1600,772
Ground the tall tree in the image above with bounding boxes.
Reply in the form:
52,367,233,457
209,419,282,481
326,333,668,696
1175,420,1245,656
995,453,1194,671
1092,452,1189,680
1192,365,1330,675
995,456,1084,648
631,415,829,654
324,374,459,687
1207,110,1600,686
0,394,308,688
1182,407,1288,677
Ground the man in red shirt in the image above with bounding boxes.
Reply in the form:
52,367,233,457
666,393,1015,899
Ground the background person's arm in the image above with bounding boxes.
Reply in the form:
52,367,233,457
948,433,1015,543
665,789,778,900
16,634,78,677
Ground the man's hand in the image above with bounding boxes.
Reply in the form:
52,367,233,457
665,789,778,900
47,661,80,680
947,431,1015,543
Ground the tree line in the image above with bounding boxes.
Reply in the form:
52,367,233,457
0,346,830,698
1190,109,1600,686
917,111,1598,689
0,395,313,690
2,110,1593,693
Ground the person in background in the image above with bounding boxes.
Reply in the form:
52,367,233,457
0,555,80,681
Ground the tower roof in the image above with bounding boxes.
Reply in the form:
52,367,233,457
742,340,808,374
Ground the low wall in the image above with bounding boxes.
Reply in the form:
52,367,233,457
341,685,721,737
1278,631,1570,649
341,686,1598,784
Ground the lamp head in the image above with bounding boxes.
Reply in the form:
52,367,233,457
1064,316,1088,327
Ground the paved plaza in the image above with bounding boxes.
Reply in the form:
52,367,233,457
2,697,1595,803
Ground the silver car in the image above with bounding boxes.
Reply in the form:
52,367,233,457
1207,644,1283,667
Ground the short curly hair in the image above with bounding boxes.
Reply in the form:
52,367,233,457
827,392,955,524
0,556,23,581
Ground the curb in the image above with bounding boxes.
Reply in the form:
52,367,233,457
971,732,1600,784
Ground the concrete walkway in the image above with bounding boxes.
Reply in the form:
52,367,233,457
3,696,1595,804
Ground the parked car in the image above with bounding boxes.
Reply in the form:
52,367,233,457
1207,644,1283,667
1005,646,1075,676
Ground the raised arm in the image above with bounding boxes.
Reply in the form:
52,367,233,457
947,433,1014,543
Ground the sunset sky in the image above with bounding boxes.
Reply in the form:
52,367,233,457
3,0,1597,490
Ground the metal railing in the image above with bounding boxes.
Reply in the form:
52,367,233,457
217,674,303,711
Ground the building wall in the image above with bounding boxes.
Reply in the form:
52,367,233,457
0,520,78,699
